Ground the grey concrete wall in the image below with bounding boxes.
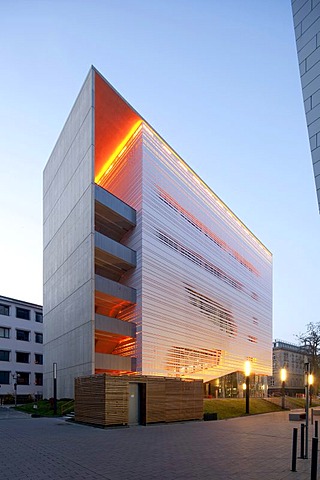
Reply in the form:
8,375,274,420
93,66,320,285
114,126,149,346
43,69,94,399
292,0,320,211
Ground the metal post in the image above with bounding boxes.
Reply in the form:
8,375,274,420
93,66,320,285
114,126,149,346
14,382,17,407
245,375,250,414
315,420,318,438
281,380,285,410
53,363,57,415
305,362,310,459
300,423,305,459
291,428,298,472
311,437,318,480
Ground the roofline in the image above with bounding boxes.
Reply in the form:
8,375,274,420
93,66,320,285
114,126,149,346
93,66,272,256
0,295,42,310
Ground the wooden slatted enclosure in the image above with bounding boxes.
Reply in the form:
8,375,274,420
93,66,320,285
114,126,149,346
75,374,203,426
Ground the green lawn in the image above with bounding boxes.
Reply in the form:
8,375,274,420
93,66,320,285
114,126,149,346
204,398,283,420
15,399,74,417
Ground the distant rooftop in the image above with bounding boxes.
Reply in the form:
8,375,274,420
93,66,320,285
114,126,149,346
273,339,307,354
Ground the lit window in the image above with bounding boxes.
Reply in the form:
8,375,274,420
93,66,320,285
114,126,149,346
35,354,43,365
17,372,30,385
35,373,43,386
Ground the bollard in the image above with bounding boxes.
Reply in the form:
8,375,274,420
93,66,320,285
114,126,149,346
315,420,318,439
291,427,298,472
300,423,305,459
311,437,318,480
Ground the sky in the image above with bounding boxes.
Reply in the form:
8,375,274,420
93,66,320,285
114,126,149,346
1,0,319,343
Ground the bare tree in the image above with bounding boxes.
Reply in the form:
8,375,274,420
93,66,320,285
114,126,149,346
297,322,320,392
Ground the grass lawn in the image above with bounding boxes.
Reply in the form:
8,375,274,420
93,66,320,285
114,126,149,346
203,398,283,420
15,399,74,417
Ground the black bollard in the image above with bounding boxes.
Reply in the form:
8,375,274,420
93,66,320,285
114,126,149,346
300,423,305,459
315,420,318,439
311,437,318,480
291,428,298,472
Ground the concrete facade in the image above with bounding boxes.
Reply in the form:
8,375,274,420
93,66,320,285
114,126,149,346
43,67,272,398
292,0,320,210
0,295,43,400
43,70,95,398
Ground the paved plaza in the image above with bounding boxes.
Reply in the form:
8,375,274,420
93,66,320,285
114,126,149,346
0,407,317,479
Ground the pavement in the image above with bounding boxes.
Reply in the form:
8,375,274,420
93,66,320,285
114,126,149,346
0,406,318,479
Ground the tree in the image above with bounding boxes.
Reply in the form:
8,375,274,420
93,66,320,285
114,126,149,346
297,322,320,393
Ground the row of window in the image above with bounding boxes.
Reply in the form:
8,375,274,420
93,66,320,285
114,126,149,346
0,304,43,323
0,327,43,343
0,351,43,364
0,371,43,386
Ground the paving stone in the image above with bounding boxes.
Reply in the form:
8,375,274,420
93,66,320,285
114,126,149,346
0,407,316,479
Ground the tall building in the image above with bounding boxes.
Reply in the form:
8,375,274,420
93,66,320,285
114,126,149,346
291,0,320,211
43,67,272,398
0,296,43,401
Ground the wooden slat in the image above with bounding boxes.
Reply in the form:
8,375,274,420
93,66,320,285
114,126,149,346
75,374,203,426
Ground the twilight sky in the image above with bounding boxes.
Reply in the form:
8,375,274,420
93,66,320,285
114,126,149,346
1,0,319,343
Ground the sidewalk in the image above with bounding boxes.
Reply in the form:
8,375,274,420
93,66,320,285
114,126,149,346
0,407,316,479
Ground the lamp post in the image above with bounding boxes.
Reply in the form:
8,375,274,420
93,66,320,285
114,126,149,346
12,373,20,407
53,362,57,415
305,359,310,459
280,368,287,410
244,360,251,414
309,374,314,408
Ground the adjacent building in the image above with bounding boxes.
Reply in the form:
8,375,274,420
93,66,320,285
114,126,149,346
268,339,306,397
43,67,273,398
0,295,43,401
291,0,320,211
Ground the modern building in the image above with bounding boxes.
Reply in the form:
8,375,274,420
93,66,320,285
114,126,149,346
268,339,306,397
43,66,273,398
0,295,43,402
291,0,320,211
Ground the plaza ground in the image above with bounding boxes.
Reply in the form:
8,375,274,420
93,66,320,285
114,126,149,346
0,406,317,479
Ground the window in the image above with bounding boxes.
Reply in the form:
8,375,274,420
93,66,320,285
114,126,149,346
35,312,43,323
35,373,43,386
16,307,30,320
35,333,43,344
35,354,43,365
0,350,10,361
16,352,30,364
0,327,10,338
16,329,30,342
0,371,10,384
0,304,9,316
17,372,30,385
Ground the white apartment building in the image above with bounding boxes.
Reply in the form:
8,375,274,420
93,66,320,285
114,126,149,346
0,296,43,401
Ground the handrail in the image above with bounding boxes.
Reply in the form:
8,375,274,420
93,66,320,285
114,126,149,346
60,400,74,416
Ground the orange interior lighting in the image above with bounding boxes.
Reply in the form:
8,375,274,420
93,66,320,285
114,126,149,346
95,120,142,184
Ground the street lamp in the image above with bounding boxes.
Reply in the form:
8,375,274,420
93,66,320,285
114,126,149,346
280,368,286,410
12,373,20,407
309,373,314,408
244,360,251,414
